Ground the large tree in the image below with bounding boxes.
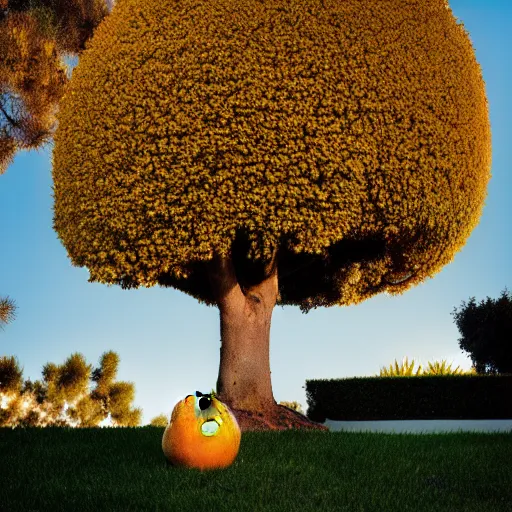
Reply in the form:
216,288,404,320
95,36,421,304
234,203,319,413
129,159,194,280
51,0,491,431
452,289,512,375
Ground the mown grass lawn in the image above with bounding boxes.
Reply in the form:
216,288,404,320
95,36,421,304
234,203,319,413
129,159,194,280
1,426,511,511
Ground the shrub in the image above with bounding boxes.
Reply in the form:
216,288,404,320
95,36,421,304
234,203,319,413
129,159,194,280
279,401,305,415
150,414,169,427
377,357,476,377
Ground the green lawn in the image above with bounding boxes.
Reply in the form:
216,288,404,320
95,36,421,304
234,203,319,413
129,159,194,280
1,426,511,511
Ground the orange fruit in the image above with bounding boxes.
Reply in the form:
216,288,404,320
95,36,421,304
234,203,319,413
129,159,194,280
162,390,241,470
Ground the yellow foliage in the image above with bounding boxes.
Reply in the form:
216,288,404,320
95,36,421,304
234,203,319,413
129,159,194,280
0,135,16,175
279,401,305,415
53,0,491,312
43,40,55,58
150,414,169,427
0,11,67,156
378,357,476,377
379,357,423,377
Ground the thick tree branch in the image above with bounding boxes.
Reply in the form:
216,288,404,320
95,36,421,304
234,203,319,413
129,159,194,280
207,253,244,311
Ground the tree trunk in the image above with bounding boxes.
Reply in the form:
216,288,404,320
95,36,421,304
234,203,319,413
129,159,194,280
207,253,329,432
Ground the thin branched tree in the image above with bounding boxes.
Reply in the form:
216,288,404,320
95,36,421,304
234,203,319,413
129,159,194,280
51,0,491,430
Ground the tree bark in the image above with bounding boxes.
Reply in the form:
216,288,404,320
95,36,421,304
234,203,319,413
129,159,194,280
207,252,329,432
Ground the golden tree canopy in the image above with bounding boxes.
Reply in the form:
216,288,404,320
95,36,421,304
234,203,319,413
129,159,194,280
52,0,491,313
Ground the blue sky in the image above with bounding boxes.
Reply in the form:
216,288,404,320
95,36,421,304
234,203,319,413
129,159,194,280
1,0,510,425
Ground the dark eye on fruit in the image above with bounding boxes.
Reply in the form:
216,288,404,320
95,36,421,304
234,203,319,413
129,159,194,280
198,396,211,410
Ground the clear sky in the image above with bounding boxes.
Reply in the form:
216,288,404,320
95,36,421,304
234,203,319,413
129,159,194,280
1,0,510,425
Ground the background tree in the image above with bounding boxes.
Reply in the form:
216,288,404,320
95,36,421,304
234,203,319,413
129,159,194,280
0,355,24,425
51,0,491,431
0,355,23,393
0,0,111,174
452,289,512,375
0,295,16,330
43,352,93,424
0,350,142,427
88,350,142,426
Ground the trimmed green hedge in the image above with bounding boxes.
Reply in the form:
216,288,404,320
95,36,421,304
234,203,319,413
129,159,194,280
305,374,512,422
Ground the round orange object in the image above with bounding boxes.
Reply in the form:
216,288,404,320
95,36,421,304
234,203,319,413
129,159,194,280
162,390,241,470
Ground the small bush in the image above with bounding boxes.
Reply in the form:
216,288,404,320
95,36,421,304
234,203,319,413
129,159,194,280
149,414,168,427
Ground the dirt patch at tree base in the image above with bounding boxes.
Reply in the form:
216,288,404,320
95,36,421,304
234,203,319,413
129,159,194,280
230,404,329,432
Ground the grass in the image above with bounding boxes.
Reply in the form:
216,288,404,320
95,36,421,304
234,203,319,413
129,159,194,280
1,426,511,511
